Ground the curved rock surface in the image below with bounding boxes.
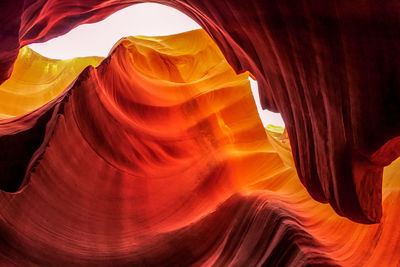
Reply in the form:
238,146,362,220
0,29,399,266
0,0,399,223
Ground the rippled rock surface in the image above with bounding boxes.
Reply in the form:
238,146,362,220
1,0,400,263
1,0,399,223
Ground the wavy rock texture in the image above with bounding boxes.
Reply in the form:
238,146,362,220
0,46,103,118
0,47,103,191
0,29,400,266
0,0,399,223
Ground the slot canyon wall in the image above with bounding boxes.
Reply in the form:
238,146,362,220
0,0,399,266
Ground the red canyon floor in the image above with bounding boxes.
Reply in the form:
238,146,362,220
0,1,400,266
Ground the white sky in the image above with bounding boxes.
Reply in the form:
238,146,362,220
29,4,201,59
249,78,285,127
28,3,284,127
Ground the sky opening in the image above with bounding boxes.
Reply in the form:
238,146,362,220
28,3,284,127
